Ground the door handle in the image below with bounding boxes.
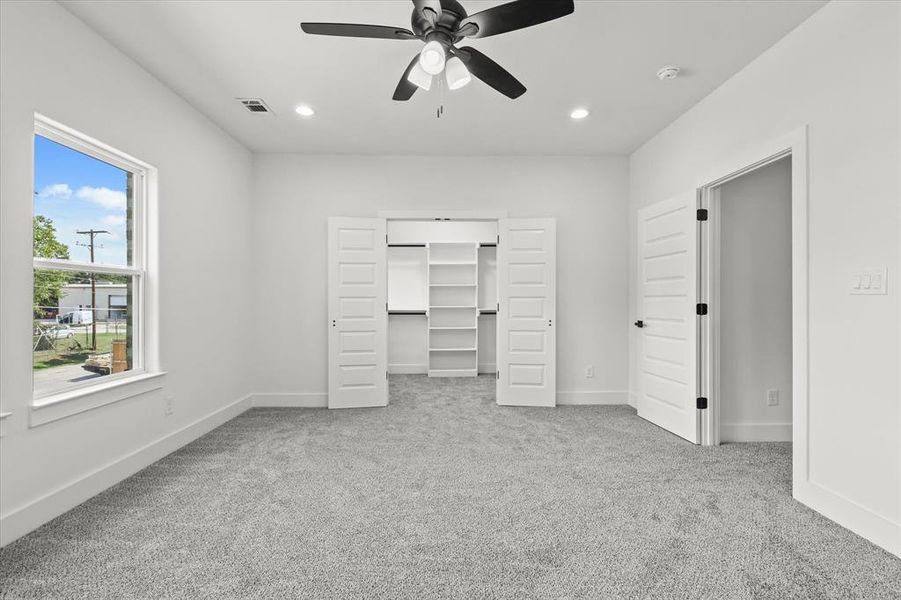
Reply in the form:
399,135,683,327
634,320,644,328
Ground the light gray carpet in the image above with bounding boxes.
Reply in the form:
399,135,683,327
1,375,899,599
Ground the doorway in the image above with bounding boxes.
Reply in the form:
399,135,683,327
635,127,808,458
327,215,558,409
707,156,793,442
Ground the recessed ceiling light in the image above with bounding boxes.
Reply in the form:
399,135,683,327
295,104,315,117
570,108,590,120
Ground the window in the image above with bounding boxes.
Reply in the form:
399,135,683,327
32,117,150,400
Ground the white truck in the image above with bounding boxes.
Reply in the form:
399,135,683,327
57,310,93,325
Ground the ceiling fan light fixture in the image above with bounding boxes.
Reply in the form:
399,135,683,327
407,61,433,91
445,56,472,90
419,40,446,75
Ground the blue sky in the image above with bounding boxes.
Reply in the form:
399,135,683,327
33,135,129,265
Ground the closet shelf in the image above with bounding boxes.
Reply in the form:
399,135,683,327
429,347,477,352
429,283,476,287
429,305,477,309
429,326,477,331
429,261,477,266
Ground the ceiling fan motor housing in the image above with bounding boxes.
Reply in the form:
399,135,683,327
412,0,469,45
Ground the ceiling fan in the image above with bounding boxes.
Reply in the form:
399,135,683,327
301,0,575,101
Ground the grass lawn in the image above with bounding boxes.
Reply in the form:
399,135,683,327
33,332,123,370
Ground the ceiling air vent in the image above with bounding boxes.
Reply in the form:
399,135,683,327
236,98,274,114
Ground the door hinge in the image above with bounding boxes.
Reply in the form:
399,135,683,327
696,397,708,410
386,302,389,312
696,303,708,315
497,234,500,245
386,370,389,380
496,371,499,380
386,234,389,243
496,302,499,313
697,208,708,221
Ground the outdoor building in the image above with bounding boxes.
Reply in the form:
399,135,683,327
56,282,127,322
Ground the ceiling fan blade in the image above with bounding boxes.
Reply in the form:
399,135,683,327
300,23,418,40
393,55,422,101
454,47,526,99
412,0,442,25
457,0,574,39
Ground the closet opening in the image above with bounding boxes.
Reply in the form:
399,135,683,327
328,212,555,409
387,220,499,382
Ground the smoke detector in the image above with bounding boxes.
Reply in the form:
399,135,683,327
656,66,681,81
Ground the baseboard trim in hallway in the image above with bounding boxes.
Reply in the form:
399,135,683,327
721,422,792,442
0,394,252,547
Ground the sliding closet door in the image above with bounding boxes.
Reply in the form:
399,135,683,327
327,217,388,409
496,218,557,407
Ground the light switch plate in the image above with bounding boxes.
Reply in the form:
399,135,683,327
850,268,887,295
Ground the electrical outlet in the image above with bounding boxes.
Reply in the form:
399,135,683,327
766,389,779,406
164,396,174,416
585,365,594,379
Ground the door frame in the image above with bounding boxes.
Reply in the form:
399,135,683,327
695,127,809,484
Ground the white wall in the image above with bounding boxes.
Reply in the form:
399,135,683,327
718,157,792,441
0,1,254,544
628,0,899,554
252,155,630,405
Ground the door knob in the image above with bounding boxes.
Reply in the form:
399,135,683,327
634,320,644,328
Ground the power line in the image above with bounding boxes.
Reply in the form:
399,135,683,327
75,229,109,350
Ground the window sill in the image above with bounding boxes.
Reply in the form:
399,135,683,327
30,371,167,427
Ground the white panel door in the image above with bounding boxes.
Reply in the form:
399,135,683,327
328,217,388,409
497,218,556,407
636,193,699,442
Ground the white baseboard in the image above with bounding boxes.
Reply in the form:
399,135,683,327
556,390,629,406
627,390,638,408
388,364,427,375
0,394,252,547
478,363,496,374
721,422,792,442
795,479,900,558
251,392,327,408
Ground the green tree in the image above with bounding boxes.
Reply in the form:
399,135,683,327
33,215,70,317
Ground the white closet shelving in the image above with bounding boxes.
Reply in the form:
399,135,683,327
428,242,478,377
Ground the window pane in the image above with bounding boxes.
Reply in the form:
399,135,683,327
33,269,135,396
33,135,133,267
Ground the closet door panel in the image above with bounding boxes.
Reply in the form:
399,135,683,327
328,217,388,409
496,218,556,407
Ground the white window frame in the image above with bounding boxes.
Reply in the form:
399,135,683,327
31,114,163,425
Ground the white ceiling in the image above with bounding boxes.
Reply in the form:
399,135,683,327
61,0,826,155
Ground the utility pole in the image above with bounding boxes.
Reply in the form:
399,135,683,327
76,229,108,350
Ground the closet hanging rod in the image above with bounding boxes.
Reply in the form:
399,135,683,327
388,310,427,315
388,243,426,247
